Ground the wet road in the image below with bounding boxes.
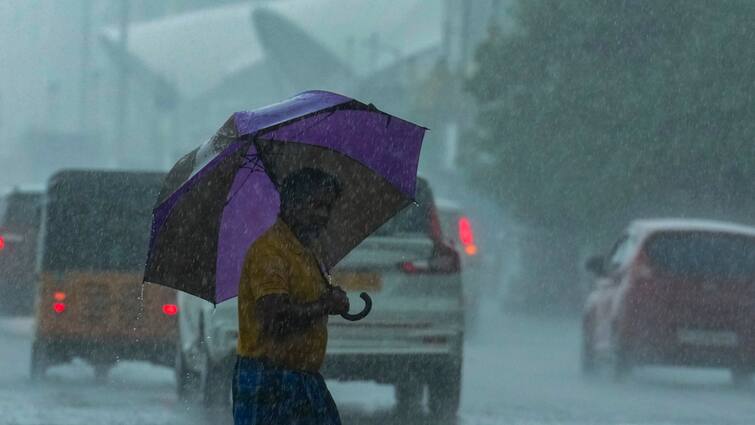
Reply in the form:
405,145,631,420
2,305,755,425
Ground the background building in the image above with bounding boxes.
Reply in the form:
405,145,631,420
0,0,512,192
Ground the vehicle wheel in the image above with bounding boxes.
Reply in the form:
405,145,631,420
200,349,230,408
730,368,753,388
394,378,423,415
175,345,199,401
30,340,49,381
609,339,631,382
581,325,597,377
93,363,111,383
427,360,462,419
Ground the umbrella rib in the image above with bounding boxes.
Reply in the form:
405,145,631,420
240,152,266,173
224,152,266,207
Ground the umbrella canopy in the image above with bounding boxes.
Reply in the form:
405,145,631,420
144,90,426,305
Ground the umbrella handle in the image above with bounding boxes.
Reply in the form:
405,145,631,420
340,292,372,321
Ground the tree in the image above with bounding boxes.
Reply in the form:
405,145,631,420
465,0,755,312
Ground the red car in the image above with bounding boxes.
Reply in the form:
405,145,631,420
582,219,755,384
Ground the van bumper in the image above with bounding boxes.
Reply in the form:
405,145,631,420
321,352,461,383
35,336,176,367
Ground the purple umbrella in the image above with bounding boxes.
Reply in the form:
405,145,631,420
143,90,426,320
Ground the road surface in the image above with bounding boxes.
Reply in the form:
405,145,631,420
2,302,754,425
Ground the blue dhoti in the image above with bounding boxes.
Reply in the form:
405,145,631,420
232,356,342,425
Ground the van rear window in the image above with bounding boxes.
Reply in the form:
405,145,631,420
644,232,755,280
41,171,164,272
373,179,436,237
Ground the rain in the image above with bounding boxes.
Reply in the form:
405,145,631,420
1,1,754,424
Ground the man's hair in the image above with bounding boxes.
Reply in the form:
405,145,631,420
279,167,342,208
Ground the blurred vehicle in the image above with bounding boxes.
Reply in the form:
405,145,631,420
177,177,464,417
0,189,42,315
582,219,755,384
30,170,177,381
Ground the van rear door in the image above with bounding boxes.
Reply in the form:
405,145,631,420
328,179,463,355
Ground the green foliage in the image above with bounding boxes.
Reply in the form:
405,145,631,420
466,0,755,235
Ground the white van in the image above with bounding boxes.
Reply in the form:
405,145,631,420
176,178,464,418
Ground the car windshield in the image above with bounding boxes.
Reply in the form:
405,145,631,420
644,231,755,280
40,172,164,272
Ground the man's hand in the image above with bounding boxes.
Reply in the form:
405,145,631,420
320,286,350,315
255,286,350,339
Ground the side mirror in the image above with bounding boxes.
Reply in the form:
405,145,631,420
585,255,605,276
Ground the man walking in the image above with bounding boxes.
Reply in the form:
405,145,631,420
233,167,349,425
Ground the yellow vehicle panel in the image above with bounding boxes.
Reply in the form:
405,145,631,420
36,272,177,342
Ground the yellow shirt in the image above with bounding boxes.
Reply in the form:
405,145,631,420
237,219,329,372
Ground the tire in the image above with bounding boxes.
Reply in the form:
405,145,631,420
93,363,111,384
730,368,753,388
175,345,199,401
30,340,49,381
427,360,462,419
581,325,597,377
609,337,632,382
200,348,231,408
394,378,423,415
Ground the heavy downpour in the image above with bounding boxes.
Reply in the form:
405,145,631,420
1,1,754,424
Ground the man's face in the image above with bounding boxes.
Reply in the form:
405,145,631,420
286,186,338,243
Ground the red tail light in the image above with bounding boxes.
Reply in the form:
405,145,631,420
52,302,66,314
458,216,478,256
398,244,461,275
458,217,473,245
162,304,179,316
400,261,419,274
0,235,5,251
